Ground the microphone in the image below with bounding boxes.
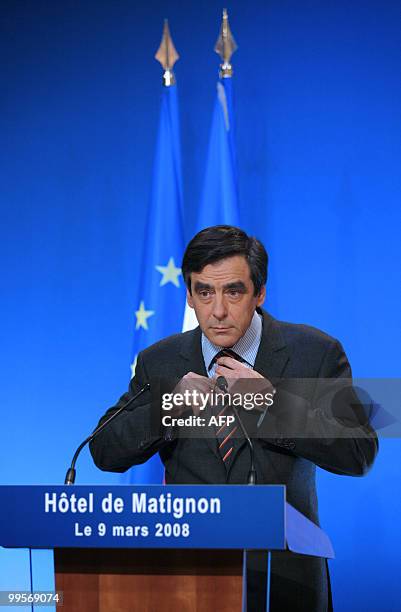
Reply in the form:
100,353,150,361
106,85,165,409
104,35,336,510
216,376,257,485
64,383,150,485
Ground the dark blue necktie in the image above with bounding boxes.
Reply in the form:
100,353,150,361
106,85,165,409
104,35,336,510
209,349,249,465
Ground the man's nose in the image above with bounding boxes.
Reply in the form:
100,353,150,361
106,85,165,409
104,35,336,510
212,295,228,320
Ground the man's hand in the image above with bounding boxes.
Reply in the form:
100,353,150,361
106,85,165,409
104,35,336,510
215,356,275,415
215,356,265,380
172,372,214,417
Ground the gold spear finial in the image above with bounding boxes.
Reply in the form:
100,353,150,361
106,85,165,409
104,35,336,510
214,9,238,78
155,19,179,87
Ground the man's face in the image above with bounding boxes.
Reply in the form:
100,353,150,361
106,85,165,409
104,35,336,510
186,255,266,347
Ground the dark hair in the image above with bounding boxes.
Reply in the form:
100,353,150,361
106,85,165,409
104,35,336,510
182,225,268,296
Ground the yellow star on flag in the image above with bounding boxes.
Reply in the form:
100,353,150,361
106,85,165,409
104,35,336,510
156,257,182,287
135,301,155,330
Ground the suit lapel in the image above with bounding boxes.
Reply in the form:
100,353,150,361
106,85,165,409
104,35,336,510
253,310,290,381
178,325,207,375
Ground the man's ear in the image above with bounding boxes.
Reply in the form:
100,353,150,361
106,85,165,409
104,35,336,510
186,288,194,308
256,285,266,307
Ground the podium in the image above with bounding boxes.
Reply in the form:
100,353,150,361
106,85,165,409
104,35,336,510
55,548,244,611
0,485,334,611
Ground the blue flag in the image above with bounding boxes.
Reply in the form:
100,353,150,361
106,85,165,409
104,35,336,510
126,84,185,483
198,77,240,229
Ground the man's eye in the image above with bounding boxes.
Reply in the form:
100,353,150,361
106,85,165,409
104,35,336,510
228,290,239,297
199,290,210,298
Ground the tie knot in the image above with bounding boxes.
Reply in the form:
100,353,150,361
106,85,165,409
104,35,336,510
208,348,248,371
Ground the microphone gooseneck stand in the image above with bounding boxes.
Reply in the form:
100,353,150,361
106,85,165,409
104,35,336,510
64,383,150,485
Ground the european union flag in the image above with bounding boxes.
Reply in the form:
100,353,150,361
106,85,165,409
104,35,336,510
126,81,185,483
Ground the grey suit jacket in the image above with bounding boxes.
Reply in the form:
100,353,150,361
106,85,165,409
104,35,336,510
90,310,378,611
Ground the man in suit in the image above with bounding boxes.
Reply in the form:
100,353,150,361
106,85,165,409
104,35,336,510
90,225,377,611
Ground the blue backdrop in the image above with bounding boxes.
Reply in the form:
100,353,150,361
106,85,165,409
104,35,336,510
1,1,400,610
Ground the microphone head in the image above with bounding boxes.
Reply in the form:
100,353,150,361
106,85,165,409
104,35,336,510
216,376,228,392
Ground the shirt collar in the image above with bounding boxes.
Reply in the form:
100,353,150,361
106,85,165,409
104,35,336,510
201,310,263,375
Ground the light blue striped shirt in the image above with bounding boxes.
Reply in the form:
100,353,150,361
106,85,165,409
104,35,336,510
201,311,263,378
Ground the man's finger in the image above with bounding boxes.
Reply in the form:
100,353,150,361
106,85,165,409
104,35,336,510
216,356,244,368
215,365,239,378
185,371,206,378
